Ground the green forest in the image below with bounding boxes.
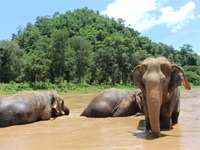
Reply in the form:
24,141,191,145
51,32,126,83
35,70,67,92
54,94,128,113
0,8,199,93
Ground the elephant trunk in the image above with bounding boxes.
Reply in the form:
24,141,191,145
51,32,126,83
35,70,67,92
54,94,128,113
146,84,162,138
62,102,70,115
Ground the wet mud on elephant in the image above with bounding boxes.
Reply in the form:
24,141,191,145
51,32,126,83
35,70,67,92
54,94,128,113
0,90,70,127
133,57,190,138
80,89,143,118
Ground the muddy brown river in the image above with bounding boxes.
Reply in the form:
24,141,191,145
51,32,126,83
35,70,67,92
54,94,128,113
0,88,199,150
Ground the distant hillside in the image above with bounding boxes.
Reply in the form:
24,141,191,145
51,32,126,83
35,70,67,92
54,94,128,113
0,7,199,86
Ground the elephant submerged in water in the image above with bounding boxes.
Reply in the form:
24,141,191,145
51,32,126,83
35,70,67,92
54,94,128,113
80,89,143,117
133,57,190,138
0,90,70,127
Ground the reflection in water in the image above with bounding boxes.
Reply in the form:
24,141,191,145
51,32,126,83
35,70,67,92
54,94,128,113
127,120,153,140
128,120,167,140
0,89,199,149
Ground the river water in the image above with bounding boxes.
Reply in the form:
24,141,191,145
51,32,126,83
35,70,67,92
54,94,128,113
0,88,199,150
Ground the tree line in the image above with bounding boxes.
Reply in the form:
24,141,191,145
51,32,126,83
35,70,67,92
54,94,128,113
0,7,199,86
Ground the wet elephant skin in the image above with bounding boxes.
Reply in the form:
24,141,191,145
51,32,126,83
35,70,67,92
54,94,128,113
0,90,69,127
80,89,143,117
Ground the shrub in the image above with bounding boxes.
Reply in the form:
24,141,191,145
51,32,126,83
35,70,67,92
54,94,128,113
185,71,200,86
183,65,200,75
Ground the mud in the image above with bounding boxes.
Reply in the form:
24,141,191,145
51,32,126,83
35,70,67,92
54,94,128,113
0,88,199,150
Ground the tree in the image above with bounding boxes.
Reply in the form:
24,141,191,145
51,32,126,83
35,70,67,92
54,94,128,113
185,71,200,85
183,65,200,76
138,36,152,54
0,40,23,83
121,53,132,85
94,46,117,84
156,44,165,56
21,23,41,53
179,44,195,66
23,50,51,85
69,36,93,83
174,54,183,66
131,50,150,68
35,15,54,37
168,54,174,63
51,28,70,83
180,44,193,53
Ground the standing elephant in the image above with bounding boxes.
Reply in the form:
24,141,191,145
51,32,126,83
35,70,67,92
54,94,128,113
0,90,70,127
80,89,143,117
133,57,190,137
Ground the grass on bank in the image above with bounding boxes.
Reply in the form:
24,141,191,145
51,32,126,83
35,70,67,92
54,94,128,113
0,82,198,95
0,82,139,94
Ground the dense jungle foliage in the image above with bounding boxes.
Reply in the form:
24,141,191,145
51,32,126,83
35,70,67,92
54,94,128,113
0,8,199,93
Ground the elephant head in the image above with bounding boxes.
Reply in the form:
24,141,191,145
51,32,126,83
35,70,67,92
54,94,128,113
135,90,143,113
50,90,70,116
133,57,190,137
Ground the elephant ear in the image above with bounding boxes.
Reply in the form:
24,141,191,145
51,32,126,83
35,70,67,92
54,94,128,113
135,91,143,110
168,65,191,93
133,65,145,93
51,99,59,113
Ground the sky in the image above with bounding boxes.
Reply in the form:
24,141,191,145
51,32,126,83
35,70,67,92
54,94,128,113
0,0,200,55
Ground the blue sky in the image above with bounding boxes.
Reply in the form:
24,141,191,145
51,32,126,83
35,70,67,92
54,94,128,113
1,0,200,54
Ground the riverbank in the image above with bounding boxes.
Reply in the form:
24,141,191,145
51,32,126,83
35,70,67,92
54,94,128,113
0,82,199,94
0,82,139,94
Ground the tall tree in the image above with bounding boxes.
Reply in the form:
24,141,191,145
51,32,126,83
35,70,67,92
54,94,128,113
51,28,70,83
22,50,51,85
180,44,195,66
69,36,93,83
0,40,23,82
94,46,117,84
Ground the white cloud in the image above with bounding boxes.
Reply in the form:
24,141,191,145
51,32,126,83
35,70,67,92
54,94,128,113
100,0,196,33
101,0,162,32
157,1,195,32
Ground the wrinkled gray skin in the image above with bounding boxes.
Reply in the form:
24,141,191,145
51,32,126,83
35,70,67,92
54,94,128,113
133,57,190,137
0,90,69,127
80,89,143,117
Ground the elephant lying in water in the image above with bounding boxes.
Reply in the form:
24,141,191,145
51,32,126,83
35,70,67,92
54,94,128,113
80,89,143,117
133,57,190,137
0,90,70,127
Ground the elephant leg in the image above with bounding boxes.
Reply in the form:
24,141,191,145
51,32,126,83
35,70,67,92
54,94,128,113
161,116,171,129
40,109,51,120
112,109,123,117
40,114,51,120
113,111,122,117
161,100,177,129
145,117,151,130
171,101,180,124
112,107,133,117
171,112,179,124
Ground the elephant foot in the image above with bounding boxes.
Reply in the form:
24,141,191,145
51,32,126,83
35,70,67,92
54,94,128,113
149,130,161,138
153,131,161,138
